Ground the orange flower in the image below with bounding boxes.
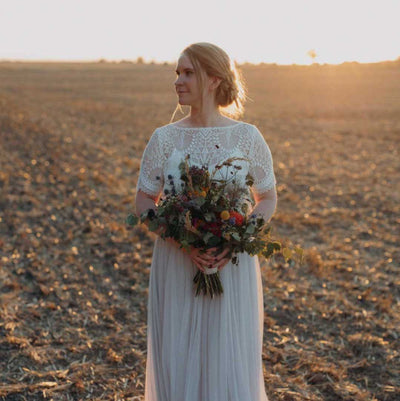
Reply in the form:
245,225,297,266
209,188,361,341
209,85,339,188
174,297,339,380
220,210,230,220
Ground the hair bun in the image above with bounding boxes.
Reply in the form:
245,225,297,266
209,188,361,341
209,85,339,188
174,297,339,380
216,75,239,107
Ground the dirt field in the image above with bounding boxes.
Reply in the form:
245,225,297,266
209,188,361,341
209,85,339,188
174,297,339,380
0,60,399,400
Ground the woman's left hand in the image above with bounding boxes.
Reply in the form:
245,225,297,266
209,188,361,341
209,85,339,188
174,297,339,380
210,247,232,271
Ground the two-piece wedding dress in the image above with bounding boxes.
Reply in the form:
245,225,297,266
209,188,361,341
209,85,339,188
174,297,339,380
136,121,276,401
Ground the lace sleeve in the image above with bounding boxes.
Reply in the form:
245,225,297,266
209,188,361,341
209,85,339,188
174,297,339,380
136,128,165,197
248,125,276,195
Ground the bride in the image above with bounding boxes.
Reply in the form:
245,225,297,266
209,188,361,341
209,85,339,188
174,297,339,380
135,42,277,401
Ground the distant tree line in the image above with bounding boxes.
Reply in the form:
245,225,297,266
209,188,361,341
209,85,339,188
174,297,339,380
97,57,170,66
96,54,400,67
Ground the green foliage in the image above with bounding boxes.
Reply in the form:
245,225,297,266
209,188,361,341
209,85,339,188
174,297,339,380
126,154,302,298
126,213,139,226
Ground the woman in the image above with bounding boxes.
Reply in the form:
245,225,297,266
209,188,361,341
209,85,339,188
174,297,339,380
135,42,277,401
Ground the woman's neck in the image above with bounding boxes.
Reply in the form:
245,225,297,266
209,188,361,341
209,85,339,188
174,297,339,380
187,105,226,127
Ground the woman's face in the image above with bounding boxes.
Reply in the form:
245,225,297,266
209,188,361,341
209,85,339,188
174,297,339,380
174,54,203,107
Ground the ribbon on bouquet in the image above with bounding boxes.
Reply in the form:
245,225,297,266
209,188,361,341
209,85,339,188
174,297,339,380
204,265,219,275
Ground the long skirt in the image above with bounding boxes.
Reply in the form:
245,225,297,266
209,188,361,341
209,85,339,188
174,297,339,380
144,236,269,401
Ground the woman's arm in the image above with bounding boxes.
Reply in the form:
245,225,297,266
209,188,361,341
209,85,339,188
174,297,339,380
135,189,165,235
249,186,277,222
135,189,159,217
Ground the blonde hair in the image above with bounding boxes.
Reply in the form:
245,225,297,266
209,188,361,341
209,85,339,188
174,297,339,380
170,42,248,122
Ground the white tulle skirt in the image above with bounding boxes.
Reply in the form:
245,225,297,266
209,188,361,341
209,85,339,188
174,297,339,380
144,237,269,401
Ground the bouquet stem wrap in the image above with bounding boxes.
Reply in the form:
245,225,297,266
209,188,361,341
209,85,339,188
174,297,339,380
204,266,218,274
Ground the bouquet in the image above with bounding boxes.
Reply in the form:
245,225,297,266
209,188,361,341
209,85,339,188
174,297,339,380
127,155,300,298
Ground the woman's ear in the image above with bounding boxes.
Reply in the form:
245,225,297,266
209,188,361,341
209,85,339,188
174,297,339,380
208,76,222,91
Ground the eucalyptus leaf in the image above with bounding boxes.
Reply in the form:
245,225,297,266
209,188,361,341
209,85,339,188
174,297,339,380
231,232,241,241
204,212,215,222
282,247,292,261
295,246,304,257
207,236,221,247
148,220,160,232
262,249,273,258
126,214,139,226
203,232,214,244
272,241,282,250
267,242,276,253
245,225,255,234
194,197,206,207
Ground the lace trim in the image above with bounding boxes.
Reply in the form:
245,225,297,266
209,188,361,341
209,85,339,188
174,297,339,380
136,123,276,198
168,121,245,130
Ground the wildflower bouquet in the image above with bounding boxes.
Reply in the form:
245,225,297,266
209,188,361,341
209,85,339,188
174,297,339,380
127,155,292,298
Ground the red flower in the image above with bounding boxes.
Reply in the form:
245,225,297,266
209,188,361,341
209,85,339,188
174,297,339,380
203,221,222,237
229,211,244,226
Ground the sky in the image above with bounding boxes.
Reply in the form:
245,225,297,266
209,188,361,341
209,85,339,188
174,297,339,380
0,0,399,65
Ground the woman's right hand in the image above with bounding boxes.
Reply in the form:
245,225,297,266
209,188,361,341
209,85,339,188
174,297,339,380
186,246,218,273
164,238,217,272
164,235,219,272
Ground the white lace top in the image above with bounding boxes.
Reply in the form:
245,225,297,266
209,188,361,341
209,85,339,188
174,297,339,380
136,121,276,200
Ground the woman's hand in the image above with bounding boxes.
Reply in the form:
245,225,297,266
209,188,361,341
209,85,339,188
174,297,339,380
187,247,219,273
190,246,232,272
163,232,231,273
164,239,217,272
212,247,232,271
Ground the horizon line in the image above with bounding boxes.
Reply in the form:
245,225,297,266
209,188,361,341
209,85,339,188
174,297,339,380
1,56,399,67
